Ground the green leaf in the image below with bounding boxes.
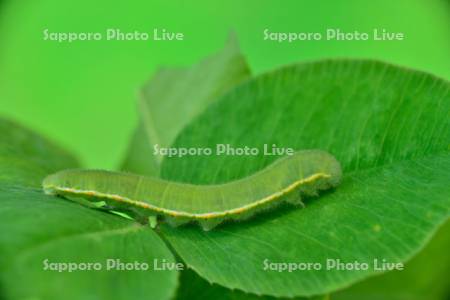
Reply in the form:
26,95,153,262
157,60,450,297
333,220,450,300
0,118,79,186
121,34,251,176
175,269,328,300
0,118,178,300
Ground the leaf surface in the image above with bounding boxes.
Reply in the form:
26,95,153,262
0,118,178,300
175,269,328,300
122,34,251,176
333,220,450,300
157,60,450,297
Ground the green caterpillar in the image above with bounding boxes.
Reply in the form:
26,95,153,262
42,150,342,230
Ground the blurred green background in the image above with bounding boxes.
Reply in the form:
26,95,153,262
0,0,449,169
